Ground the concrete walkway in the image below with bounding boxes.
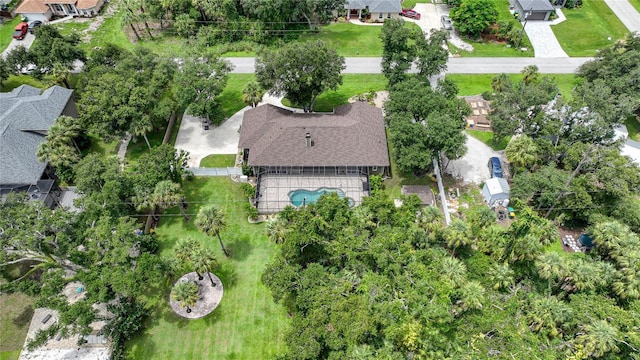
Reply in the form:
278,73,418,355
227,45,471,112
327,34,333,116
604,0,640,33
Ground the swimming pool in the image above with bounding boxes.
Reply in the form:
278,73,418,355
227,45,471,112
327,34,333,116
289,188,353,207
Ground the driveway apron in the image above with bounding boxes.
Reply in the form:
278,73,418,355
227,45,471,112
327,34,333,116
524,21,568,58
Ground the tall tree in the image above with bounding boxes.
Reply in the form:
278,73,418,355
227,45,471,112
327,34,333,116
505,135,538,175
173,50,232,124
37,115,83,181
449,0,497,37
255,40,345,112
380,18,416,86
28,25,86,75
241,81,264,108
194,205,230,257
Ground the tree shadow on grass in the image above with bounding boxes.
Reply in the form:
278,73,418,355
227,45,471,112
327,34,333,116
215,261,238,290
12,305,34,327
226,234,254,262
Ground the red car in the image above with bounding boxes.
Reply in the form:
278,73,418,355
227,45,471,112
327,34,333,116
13,22,28,40
400,9,421,20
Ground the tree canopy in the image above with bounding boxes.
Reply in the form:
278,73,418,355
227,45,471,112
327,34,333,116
255,40,345,112
449,0,498,37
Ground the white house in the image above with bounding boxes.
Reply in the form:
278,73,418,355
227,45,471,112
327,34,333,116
15,0,104,21
345,0,402,22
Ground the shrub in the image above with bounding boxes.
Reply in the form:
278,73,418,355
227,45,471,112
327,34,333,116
244,202,259,220
240,183,256,199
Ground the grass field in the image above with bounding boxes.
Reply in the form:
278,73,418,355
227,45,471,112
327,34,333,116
446,73,578,99
466,129,510,151
625,116,640,141
552,0,629,56
53,21,90,39
199,154,235,167
0,17,21,53
219,74,255,119
296,21,384,56
630,0,640,13
0,292,34,359
282,74,388,112
126,177,288,359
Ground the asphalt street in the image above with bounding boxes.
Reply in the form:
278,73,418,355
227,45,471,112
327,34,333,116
227,57,593,74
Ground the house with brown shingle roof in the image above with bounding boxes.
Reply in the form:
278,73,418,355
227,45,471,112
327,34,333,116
239,102,390,213
16,0,104,21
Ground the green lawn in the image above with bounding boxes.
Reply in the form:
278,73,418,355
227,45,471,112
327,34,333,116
199,154,236,167
552,0,629,56
630,0,640,13
0,17,21,53
0,292,34,359
53,21,90,39
85,2,133,52
127,177,289,359
82,134,120,156
625,116,640,141
0,75,47,92
466,129,510,151
282,74,388,112
219,74,255,119
447,73,578,99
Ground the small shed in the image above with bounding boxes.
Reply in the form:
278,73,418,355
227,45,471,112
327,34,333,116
482,178,510,206
402,185,435,206
514,0,554,21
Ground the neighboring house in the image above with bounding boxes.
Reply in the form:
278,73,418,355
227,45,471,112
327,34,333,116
15,0,52,22
513,0,554,21
401,185,435,207
0,85,77,208
16,0,104,21
239,102,390,213
345,0,401,22
482,177,510,206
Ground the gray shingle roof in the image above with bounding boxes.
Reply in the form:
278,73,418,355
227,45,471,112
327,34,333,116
239,102,390,167
0,85,74,185
516,0,554,12
346,0,402,13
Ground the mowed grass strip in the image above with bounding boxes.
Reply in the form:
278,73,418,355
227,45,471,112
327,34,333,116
446,73,578,99
282,73,388,112
199,154,236,167
552,0,628,56
0,17,22,53
127,177,289,359
0,292,35,358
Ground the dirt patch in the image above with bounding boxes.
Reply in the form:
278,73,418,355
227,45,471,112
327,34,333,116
559,226,585,253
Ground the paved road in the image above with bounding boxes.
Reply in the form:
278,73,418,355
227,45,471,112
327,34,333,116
227,57,593,74
604,0,640,33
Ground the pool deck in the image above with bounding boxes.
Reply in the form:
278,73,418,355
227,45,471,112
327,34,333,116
257,175,368,214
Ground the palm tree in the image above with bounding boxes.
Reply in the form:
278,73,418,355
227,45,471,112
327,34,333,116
195,205,230,257
416,206,444,240
49,62,70,88
171,281,200,313
491,73,511,93
134,180,185,232
37,115,82,169
443,219,471,256
458,281,485,311
175,238,204,280
526,296,571,338
536,252,565,296
266,216,289,244
488,262,514,291
130,115,153,150
121,0,142,41
441,256,466,288
521,65,539,84
191,247,218,287
241,81,264,108
576,320,620,358
505,135,538,176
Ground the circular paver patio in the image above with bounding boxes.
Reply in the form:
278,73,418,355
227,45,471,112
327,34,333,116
170,272,224,319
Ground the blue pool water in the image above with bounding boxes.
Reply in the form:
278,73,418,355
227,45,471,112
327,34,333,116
289,188,353,207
